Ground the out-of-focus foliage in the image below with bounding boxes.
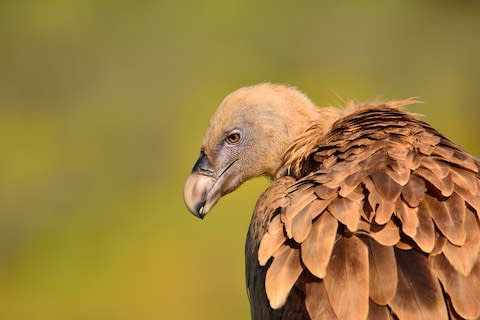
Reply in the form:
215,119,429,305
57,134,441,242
0,0,479,319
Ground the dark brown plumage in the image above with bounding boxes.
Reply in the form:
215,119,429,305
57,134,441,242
184,83,480,320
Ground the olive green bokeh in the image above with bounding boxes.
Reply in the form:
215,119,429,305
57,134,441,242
0,1,479,319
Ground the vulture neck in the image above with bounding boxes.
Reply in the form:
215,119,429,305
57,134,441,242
274,106,342,179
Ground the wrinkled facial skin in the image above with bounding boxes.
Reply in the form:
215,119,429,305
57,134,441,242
183,125,253,219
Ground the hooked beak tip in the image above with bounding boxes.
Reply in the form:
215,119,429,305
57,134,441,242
184,173,216,219
193,202,207,220
197,207,206,219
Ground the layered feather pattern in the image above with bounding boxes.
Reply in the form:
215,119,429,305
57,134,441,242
247,105,480,320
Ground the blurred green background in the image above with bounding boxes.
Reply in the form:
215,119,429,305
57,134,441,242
0,0,479,319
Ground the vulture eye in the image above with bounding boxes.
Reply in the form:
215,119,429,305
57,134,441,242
226,132,241,144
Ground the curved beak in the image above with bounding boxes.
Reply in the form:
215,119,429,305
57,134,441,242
184,173,216,219
183,152,227,219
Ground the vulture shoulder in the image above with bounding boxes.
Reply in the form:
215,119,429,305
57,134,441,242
246,106,480,320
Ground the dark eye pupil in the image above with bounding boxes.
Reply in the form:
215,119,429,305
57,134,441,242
227,133,240,143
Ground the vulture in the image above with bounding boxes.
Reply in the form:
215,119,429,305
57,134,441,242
183,83,480,320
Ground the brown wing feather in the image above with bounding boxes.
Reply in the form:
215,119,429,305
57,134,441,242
363,237,398,305
247,106,480,320
324,235,369,320
258,229,286,266
301,211,338,278
401,174,426,207
394,198,419,238
305,280,338,320
442,208,480,276
413,199,436,252
265,245,303,309
427,192,466,246
390,248,449,320
370,171,402,202
431,254,480,319
367,300,394,320
369,220,401,246
327,197,361,231
291,201,314,243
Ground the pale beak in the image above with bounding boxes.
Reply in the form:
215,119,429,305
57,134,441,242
184,152,222,219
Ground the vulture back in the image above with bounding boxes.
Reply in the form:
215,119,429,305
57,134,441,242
246,106,480,320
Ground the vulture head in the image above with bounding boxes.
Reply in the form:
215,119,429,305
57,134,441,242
184,83,339,218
